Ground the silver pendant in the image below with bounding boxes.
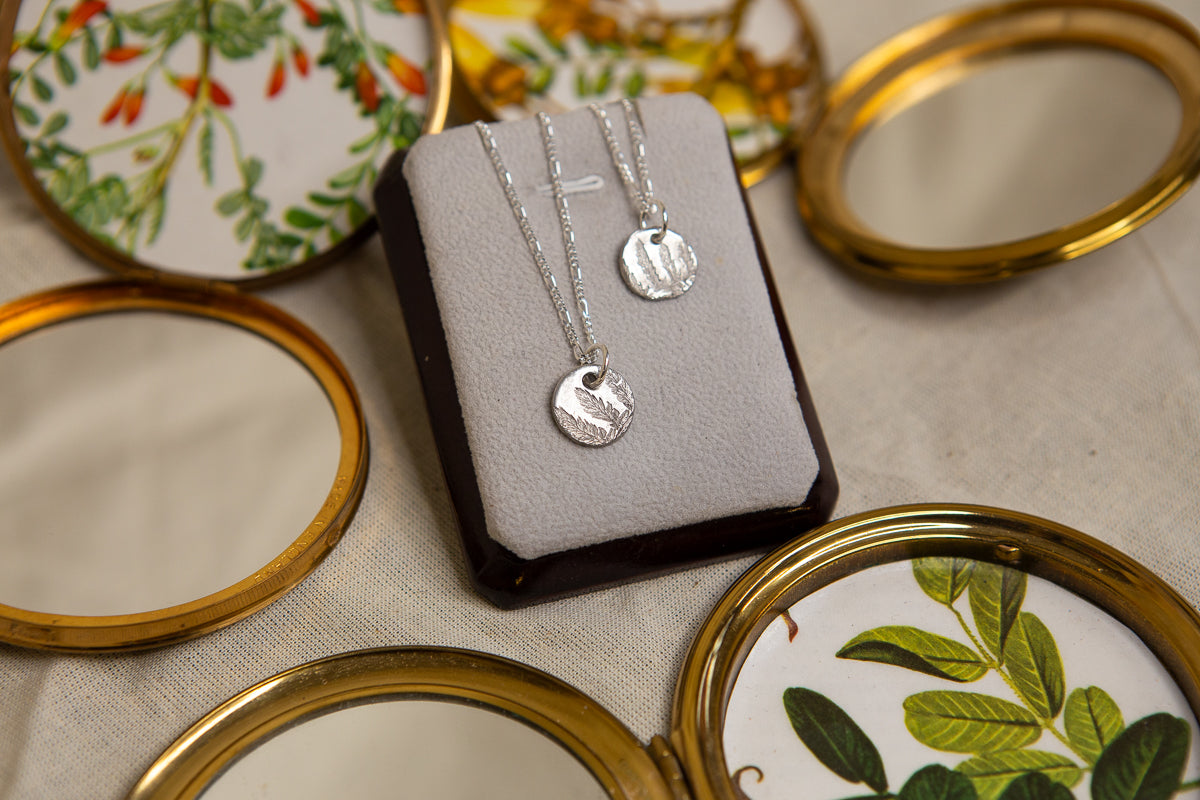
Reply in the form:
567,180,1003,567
551,364,634,447
620,228,698,300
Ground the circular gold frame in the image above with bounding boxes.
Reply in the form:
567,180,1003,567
446,0,825,188
0,0,452,290
797,0,1200,283
672,503,1200,799
0,279,368,651
126,647,676,800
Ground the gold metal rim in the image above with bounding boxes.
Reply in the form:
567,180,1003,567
796,0,1200,283
446,0,826,189
0,0,452,291
0,279,369,651
125,647,675,800
671,503,1200,799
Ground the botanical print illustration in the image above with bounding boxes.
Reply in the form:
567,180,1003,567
6,0,431,276
553,369,632,445
623,231,696,298
447,0,820,169
723,559,1200,800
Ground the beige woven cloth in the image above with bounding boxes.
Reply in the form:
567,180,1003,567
2,0,1199,796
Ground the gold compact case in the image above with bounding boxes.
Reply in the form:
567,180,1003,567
797,0,1200,283
0,0,457,650
0,0,450,287
445,0,824,186
129,504,1200,799
0,279,368,651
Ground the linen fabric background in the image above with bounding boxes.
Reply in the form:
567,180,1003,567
2,0,1200,796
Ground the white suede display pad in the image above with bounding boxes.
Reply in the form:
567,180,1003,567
402,95,819,561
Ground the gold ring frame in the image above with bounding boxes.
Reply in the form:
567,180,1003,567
797,0,1200,283
0,0,452,290
672,503,1200,799
0,279,368,652
446,0,825,188
126,647,676,800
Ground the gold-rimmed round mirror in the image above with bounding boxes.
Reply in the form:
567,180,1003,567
0,0,451,288
0,279,368,651
674,504,1200,800
446,0,824,187
127,648,676,800
797,0,1200,283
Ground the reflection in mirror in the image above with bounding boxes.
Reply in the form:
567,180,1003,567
200,700,609,799
0,312,341,616
845,50,1181,249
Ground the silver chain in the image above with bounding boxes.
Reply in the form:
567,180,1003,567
475,114,600,366
589,99,662,229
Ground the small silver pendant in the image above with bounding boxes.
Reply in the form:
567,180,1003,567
551,364,634,447
620,228,698,300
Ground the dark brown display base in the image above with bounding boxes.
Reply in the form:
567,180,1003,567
374,147,837,608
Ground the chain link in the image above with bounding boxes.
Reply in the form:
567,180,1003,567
475,114,599,365
589,99,660,226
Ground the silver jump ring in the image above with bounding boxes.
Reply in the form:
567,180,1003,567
640,199,668,244
580,342,609,388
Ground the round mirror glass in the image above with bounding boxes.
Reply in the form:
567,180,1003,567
844,49,1182,249
129,649,675,800
199,700,609,799
796,2,1200,282
0,311,341,616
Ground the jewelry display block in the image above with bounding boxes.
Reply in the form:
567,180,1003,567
375,94,836,606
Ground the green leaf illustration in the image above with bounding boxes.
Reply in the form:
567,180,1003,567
83,29,100,69
783,687,888,792
957,749,1083,800
504,35,541,62
54,52,76,86
996,772,1075,800
41,112,68,137
899,764,978,800
914,558,976,606
1092,713,1190,800
198,119,214,186
216,190,245,217
31,72,54,102
838,626,987,682
285,208,324,229
329,162,365,190
969,563,1027,666
529,63,554,94
308,192,341,207
242,157,264,189
14,103,39,127
346,197,369,228
904,691,1040,753
1064,687,1124,765
625,69,646,96
1002,613,1064,719
146,194,166,246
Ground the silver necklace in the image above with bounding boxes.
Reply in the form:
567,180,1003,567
589,99,698,300
475,114,635,448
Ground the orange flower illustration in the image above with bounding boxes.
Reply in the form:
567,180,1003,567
355,62,380,111
385,51,426,96
48,0,106,49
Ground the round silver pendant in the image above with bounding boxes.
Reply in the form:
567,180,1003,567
551,365,634,447
620,228,698,300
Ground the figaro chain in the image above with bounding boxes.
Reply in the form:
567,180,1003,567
474,113,602,370
589,98,664,234
474,112,634,447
